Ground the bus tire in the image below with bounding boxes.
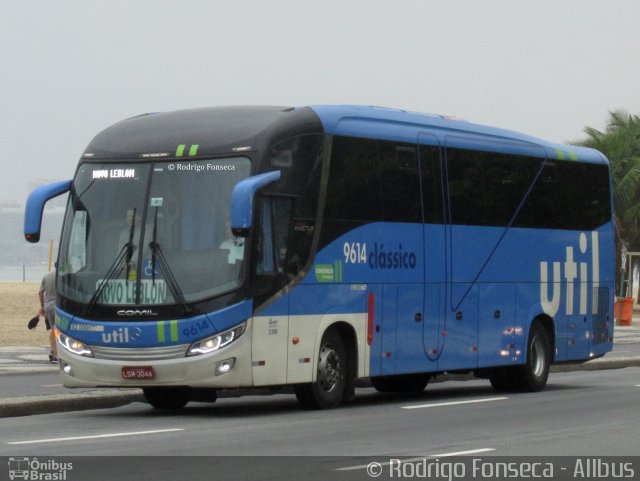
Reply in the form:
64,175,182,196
489,368,516,392
489,320,551,393
519,320,551,392
143,387,192,409
371,374,430,393
294,329,347,409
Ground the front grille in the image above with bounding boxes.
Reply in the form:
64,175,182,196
90,344,190,360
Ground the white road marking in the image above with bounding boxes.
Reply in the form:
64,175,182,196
430,448,496,457
336,448,496,471
402,396,508,410
41,384,63,388
8,428,184,445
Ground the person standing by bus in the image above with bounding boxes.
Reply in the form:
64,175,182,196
38,268,57,363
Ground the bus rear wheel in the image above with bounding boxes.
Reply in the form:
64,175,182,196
371,374,430,393
489,320,551,392
488,368,517,392
143,387,192,409
519,320,551,392
295,329,347,409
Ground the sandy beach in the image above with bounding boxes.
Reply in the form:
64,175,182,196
1,282,50,346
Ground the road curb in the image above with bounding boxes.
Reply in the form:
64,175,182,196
0,390,144,418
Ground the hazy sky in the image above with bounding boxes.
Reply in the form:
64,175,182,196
2,0,639,204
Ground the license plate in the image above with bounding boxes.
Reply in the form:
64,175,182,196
122,366,155,380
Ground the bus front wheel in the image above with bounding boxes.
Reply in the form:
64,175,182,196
295,329,347,409
143,387,192,409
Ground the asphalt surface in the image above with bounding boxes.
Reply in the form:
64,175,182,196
3,366,639,481
2,368,639,457
1,323,639,418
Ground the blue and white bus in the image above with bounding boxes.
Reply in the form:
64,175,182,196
25,105,614,409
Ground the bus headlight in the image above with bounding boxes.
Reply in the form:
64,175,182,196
58,331,94,357
187,322,246,357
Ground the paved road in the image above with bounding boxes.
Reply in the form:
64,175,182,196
0,372,93,397
2,334,639,480
2,368,639,457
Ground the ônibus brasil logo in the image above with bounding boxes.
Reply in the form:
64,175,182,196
8,457,73,481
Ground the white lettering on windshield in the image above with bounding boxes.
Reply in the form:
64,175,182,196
92,169,136,179
96,279,167,304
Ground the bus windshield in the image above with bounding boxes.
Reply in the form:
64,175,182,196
57,157,251,308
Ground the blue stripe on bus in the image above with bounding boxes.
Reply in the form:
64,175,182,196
56,300,253,348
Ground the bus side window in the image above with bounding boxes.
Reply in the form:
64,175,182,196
379,143,421,223
65,210,88,273
254,196,293,299
322,136,425,248
446,148,538,227
515,160,611,231
264,134,324,277
421,144,445,224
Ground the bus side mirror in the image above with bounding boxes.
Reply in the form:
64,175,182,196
24,180,72,243
230,171,281,237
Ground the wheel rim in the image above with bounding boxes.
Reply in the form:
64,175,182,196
317,343,343,393
531,335,546,378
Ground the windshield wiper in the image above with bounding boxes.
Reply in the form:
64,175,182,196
84,208,137,316
149,207,191,315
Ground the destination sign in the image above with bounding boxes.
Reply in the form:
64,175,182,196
92,168,136,179
96,279,167,305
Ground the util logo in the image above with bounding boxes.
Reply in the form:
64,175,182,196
540,232,600,317
102,327,143,344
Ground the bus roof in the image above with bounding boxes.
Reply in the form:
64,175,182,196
310,105,606,164
83,106,321,160
82,105,605,164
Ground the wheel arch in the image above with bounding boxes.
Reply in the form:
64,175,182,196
311,313,366,381
329,321,359,382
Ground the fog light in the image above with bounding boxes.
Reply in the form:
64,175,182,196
215,358,236,376
62,362,73,376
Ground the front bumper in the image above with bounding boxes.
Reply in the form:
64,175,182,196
57,324,253,389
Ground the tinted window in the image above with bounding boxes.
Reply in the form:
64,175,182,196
321,136,422,247
265,134,324,276
324,136,381,222
446,148,538,227
515,161,611,230
379,143,422,222
445,147,611,230
421,144,444,224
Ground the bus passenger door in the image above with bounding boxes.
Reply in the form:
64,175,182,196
419,134,446,365
438,283,479,371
